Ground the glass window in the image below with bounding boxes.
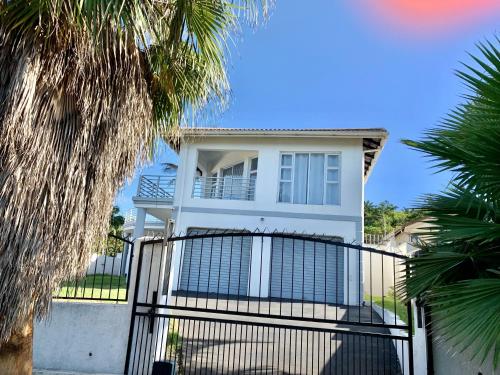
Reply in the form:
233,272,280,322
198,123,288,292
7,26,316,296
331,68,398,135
279,182,292,203
251,157,258,171
281,154,293,166
293,154,309,204
326,183,340,205
278,152,340,205
327,169,339,182
280,168,292,180
249,158,258,200
327,155,339,167
307,154,324,205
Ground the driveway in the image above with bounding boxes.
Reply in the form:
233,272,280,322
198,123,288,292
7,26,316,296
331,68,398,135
155,296,404,374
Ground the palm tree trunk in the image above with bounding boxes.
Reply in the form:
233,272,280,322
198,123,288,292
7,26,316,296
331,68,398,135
0,314,33,375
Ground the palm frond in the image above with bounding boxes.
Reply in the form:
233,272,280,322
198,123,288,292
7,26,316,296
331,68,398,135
403,38,500,369
429,279,500,368
0,0,271,342
402,40,500,199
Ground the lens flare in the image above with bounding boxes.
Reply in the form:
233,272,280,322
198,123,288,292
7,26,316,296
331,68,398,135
355,0,500,36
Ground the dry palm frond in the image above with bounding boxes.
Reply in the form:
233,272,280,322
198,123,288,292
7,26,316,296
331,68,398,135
0,0,270,341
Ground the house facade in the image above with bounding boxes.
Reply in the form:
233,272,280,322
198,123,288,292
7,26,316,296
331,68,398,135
130,128,387,306
35,128,431,375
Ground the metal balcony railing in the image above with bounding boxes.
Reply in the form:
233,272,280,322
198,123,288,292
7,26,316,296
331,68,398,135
192,176,256,201
124,209,165,226
364,233,387,245
136,175,176,202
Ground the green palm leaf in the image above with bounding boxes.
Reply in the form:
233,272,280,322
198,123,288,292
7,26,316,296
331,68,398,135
402,39,500,368
0,0,271,343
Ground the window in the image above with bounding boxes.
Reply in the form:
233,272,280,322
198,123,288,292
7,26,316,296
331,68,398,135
278,153,340,205
222,162,244,199
248,157,258,200
209,172,218,198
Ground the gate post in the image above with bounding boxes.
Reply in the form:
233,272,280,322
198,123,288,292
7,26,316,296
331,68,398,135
124,238,167,374
124,238,145,374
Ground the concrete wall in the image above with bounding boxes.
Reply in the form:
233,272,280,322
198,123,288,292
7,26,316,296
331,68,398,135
362,242,406,298
86,252,124,276
432,338,497,375
33,302,130,374
412,304,429,375
34,238,145,375
363,236,408,298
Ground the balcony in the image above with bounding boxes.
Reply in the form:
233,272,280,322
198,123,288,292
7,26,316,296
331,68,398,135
135,175,176,204
124,209,165,226
192,176,256,201
123,209,166,236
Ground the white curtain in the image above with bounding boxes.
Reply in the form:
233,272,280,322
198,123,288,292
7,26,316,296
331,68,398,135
293,154,309,204
223,162,244,199
308,154,325,204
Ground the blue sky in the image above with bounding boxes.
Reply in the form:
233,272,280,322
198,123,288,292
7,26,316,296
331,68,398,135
115,0,499,213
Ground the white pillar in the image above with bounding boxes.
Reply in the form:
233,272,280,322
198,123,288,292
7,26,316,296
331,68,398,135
344,248,361,306
260,237,272,298
124,208,147,284
132,207,146,238
248,236,271,298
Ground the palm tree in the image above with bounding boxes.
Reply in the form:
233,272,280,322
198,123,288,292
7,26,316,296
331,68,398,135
403,39,500,369
0,0,270,371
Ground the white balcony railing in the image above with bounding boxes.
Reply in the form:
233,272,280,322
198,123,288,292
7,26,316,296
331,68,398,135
136,175,176,202
364,233,387,245
124,209,165,226
192,176,256,201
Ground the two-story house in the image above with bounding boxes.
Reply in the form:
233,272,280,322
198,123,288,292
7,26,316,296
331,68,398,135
128,127,387,306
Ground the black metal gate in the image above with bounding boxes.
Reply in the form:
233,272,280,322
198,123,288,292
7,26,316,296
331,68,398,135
125,232,414,375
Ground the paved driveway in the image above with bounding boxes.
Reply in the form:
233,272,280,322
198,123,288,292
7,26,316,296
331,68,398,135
154,296,404,374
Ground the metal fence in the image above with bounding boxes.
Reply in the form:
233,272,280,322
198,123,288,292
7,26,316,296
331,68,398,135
129,314,406,375
137,175,176,202
126,231,413,374
364,233,387,245
192,176,256,201
53,234,134,302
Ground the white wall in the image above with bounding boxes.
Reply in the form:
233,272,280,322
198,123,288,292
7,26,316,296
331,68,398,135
432,338,497,375
86,252,124,276
362,242,406,298
412,304,429,375
34,238,145,375
33,303,130,374
170,211,360,304
206,150,257,174
174,136,364,219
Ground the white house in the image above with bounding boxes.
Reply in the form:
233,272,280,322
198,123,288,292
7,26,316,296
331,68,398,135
35,127,431,375
130,127,388,306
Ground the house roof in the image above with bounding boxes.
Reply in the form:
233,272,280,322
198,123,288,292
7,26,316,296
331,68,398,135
174,127,388,179
180,127,387,138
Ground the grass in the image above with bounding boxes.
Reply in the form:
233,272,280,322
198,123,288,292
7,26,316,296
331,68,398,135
53,274,127,301
366,294,409,324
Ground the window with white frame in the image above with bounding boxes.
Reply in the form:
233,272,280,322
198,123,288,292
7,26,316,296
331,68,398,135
248,157,258,200
278,153,340,205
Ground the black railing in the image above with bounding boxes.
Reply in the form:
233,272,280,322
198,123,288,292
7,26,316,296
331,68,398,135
53,234,134,302
166,231,408,329
129,314,407,375
126,231,414,374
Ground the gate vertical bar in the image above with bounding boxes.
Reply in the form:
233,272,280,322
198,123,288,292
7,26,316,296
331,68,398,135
124,241,144,374
406,262,415,375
